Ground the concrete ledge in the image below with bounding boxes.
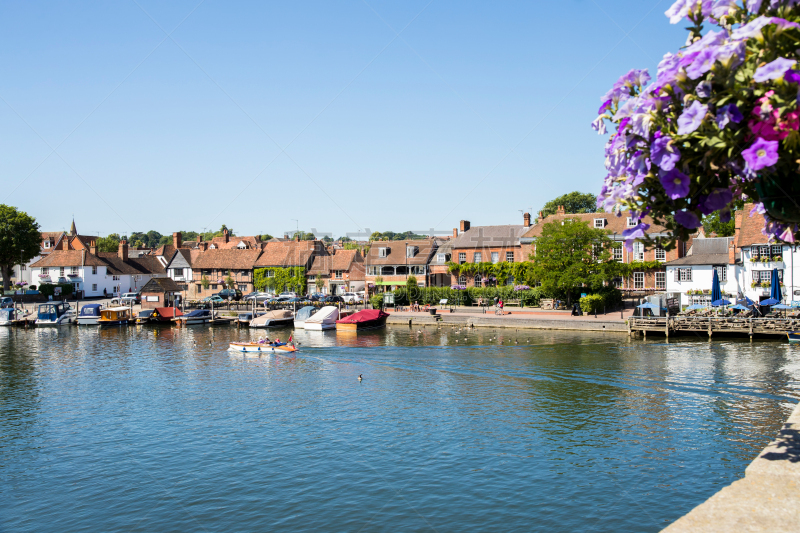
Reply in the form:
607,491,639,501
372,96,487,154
386,314,627,333
662,402,800,532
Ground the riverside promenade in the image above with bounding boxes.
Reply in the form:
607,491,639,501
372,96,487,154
385,307,633,333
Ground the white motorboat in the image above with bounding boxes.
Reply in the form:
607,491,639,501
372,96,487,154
35,302,76,327
77,303,104,325
304,305,338,330
0,308,23,326
293,306,318,328
176,309,213,325
250,309,293,328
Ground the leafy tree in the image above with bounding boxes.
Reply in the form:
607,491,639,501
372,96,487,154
702,200,744,237
0,205,41,290
540,191,599,217
315,275,323,291
201,275,210,290
225,270,235,289
529,219,613,304
261,234,273,241
97,233,122,253
158,235,171,246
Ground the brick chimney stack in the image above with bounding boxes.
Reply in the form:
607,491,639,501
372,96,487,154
197,235,203,243
173,232,182,249
453,228,458,238
523,212,531,227
223,229,229,244
118,240,128,261
459,220,470,232
89,239,97,256
556,205,565,215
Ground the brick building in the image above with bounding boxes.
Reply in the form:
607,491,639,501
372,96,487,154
306,249,366,295
365,239,439,291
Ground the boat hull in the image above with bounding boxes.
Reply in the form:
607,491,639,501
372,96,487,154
250,318,293,328
77,317,100,325
304,322,336,330
36,315,75,327
179,318,212,325
336,318,387,331
228,342,298,353
789,332,800,344
98,320,132,326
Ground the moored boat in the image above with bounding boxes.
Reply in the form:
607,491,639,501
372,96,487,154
98,306,134,326
789,331,800,344
176,309,213,325
304,305,338,330
77,304,103,325
152,307,183,323
293,306,317,328
335,309,388,331
35,302,76,327
136,309,155,324
250,309,293,328
228,341,299,353
0,308,19,326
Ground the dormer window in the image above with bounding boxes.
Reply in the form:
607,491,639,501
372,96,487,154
209,244,217,249
626,217,637,228
406,246,418,258
44,240,50,249
437,253,446,262
594,218,606,228
379,247,389,258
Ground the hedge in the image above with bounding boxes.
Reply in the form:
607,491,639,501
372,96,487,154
579,287,622,314
376,286,550,308
38,283,74,299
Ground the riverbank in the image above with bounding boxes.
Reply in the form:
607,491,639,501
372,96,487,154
663,401,800,532
385,309,629,333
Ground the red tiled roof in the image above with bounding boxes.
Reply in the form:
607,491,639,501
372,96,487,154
30,250,105,268
365,239,436,265
253,241,322,268
522,211,668,239
307,250,363,274
191,249,263,270
736,204,768,247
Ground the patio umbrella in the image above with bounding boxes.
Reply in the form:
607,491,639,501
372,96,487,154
760,298,779,306
737,297,756,306
685,304,707,311
729,304,749,311
711,269,721,303
711,298,731,307
770,268,782,302
636,302,664,309
772,304,792,309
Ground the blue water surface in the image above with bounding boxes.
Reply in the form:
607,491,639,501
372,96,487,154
1,325,798,532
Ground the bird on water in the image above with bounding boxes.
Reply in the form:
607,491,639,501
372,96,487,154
358,374,363,382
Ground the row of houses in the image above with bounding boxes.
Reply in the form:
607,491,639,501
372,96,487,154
11,206,798,305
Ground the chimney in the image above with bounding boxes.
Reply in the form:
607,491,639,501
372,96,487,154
89,239,97,256
538,210,544,222
223,229,229,244
295,233,300,242
460,220,470,232
118,240,128,261
284,233,289,240
173,232,182,249
453,228,458,238
200,242,208,251
728,238,735,265
197,235,203,243
557,205,565,215
523,212,531,228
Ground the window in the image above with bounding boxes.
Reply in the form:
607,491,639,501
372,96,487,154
20,265,26,271
474,252,482,263
771,244,783,259
43,241,50,249
594,218,606,228
592,243,602,260
437,253,446,263
627,217,637,227
197,284,202,292
753,270,783,284
173,268,183,277
613,245,623,262
379,247,389,258
211,284,218,290
506,251,514,262
676,268,692,282
238,285,247,291
92,284,97,292
655,272,666,289
633,272,645,289
59,267,65,276
42,267,49,275
112,275,120,281
70,266,78,275
491,252,499,264
406,246,417,258
411,265,426,275
458,253,466,264
655,247,666,262
334,270,343,279
714,265,727,282
474,275,482,287
266,270,275,278
691,295,712,306
633,242,644,261
458,275,467,286
92,266,97,275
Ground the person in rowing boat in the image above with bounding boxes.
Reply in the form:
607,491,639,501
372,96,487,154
258,335,270,344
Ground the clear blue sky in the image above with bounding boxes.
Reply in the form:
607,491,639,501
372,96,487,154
1,0,685,239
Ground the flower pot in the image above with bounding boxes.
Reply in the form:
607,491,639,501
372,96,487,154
755,173,800,224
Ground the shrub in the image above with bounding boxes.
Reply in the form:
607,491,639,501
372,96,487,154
579,287,622,314
38,283,74,299
580,294,604,314
370,294,384,309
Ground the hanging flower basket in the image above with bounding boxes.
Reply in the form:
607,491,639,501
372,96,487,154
594,1,800,247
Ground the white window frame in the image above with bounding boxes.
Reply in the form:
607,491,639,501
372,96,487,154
266,270,275,278
112,275,120,281
613,245,623,262
594,218,605,228
714,265,727,282
655,247,666,262
458,275,467,286
627,217,637,227
458,253,466,264
379,247,388,258
334,270,343,280
59,267,65,276
42,267,49,275
506,251,514,263
677,268,692,282
633,242,645,261
633,272,645,289
70,266,78,275
655,272,666,289
491,252,499,264
92,284,97,292
437,253,445,263
43,241,50,249
92,266,98,275
473,252,482,263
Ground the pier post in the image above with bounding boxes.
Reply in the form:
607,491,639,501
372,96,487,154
708,317,712,338
749,318,753,341
665,317,669,339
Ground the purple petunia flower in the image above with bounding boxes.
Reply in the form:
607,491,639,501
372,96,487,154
742,137,779,171
750,202,766,216
703,187,734,212
714,41,745,69
677,100,708,135
675,210,701,229
591,116,607,135
711,0,737,19
754,57,796,82
716,104,743,130
696,81,712,98
650,136,681,171
732,17,800,40
746,0,763,12
598,99,612,114
785,70,800,83
659,168,691,199
657,52,681,85
622,222,651,251
665,0,694,23
686,48,719,80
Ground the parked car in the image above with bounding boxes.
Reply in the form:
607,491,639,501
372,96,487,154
121,292,141,305
286,297,307,303
0,297,14,308
215,289,242,301
308,293,325,301
199,295,225,308
321,295,343,304
341,292,362,304
279,292,298,299
244,291,273,303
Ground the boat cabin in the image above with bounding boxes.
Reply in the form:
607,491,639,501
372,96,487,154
98,306,133,324
38,302,70,321
79,304,103,319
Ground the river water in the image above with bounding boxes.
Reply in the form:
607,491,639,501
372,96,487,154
1,325,798,532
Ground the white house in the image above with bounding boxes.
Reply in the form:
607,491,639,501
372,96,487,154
665,237,740,307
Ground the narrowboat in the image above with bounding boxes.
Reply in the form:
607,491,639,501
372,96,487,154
176,309,213,325
303,306,339,330
293,306,317,328
35,302,76,327
250,309,293,328
98,306,133,326
335,309,389,331
77,304,103,325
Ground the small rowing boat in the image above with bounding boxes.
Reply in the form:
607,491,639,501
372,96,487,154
228,341,298,353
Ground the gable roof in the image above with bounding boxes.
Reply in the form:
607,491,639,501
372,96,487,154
365,239,437,265
30,250,106,268
307,250,363,275
253,241,322,268
736,204,768,247
192,249,263,270
521,212,669,241
451,225,526,249
30,250,166,275
140,277,182,293
166,248,193,269
666,237,734,266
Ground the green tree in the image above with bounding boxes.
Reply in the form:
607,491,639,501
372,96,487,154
529,219,613,305
201,274,210,290
97,233,122,253
702,200,744,237
315,274,323,291
261,234,273,241
540,191,599,217
0,205,41,290
225,270,235,289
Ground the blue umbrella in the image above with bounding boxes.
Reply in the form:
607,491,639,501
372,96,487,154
772,303,793,310
636,302,664,309
729,304,749,311
760,298,779,306
685,304,707,311
737,297,755,306
711,269,721,303
711,298,731,307
770,268,782,302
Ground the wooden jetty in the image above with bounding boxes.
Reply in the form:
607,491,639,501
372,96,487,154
629,316,800,339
